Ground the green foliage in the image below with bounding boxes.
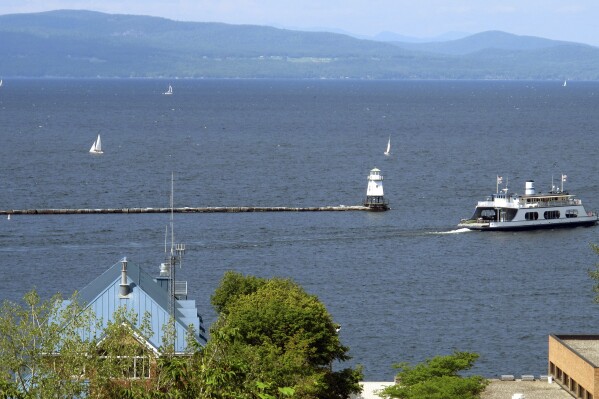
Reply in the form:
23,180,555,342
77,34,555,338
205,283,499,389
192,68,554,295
0,289,95,399
380,352,488,399
215,275,348,365
204,271,363,399
588,244,599,303
211,270,266,315
87,307,157,398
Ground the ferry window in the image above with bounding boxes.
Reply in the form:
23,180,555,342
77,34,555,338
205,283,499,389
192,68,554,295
480,209,496,220
544,210,560,219
525,212,539,220
566,209,578,218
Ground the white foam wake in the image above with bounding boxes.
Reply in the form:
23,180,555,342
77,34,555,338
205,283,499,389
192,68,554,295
430,228,472,235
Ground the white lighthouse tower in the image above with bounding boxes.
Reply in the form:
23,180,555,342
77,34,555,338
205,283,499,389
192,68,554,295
364,168,388,211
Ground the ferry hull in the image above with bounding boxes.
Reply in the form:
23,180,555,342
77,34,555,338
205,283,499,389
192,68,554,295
458,217,598,231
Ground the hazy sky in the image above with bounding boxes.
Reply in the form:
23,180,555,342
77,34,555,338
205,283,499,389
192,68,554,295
2,0,599,45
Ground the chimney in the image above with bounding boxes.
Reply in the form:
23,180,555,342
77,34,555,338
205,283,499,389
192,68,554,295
119,257,131,297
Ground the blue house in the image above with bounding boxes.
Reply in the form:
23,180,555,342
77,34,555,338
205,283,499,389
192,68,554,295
62,257,207,355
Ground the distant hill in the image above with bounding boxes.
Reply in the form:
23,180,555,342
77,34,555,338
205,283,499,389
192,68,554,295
389,30,586,55
0,10,598,80
373,31,470,43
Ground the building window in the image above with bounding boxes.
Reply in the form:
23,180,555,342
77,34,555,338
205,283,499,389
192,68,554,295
100,356,151,379
556,367,562,380
128,356,151,379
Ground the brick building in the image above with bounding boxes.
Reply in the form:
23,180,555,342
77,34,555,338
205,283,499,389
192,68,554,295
548,334,599,399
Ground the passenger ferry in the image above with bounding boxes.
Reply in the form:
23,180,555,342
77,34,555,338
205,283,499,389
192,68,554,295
458,177,598,231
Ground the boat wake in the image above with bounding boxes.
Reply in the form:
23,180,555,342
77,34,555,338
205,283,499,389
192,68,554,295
429,228,472,235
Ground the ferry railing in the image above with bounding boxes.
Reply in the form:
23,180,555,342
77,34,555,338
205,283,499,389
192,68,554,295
523,199,580,208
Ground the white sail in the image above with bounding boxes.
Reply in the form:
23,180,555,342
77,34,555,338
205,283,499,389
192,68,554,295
384,136,391,156
89,134,103,154
164,85,173,95
563,79,567,87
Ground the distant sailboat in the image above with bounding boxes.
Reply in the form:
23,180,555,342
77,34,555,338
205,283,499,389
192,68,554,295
163,84,173,95
89,134,103,154
563,79,567,87
0,79,3,87
384,136,391,156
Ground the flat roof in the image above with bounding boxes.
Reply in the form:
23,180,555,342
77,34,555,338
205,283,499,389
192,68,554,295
561,338,599,366
352,380,570,399
481,380,571,399
552,334,599,367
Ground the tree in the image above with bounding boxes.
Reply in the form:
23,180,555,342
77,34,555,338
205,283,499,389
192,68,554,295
201,271,363,399
379,352,488,399
210,271,266,315
588,244,599,303
0,290,188,399
85,307,158,398
0,289,95,399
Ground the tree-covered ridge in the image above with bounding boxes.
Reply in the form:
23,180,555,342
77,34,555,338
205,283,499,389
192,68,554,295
1,10,599,79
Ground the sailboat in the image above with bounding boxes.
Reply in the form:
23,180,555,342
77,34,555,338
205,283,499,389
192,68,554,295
384,136,391,156
563,79,567,87
89,134,103,154
0,79,3,87
163,84,173,95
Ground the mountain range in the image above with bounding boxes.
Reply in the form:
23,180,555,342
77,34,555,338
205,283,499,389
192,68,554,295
0,10,598,80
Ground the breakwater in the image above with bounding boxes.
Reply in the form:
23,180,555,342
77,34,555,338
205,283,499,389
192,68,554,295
0,205,383,215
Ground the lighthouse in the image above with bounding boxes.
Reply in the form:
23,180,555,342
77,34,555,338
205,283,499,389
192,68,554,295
364,168,388,211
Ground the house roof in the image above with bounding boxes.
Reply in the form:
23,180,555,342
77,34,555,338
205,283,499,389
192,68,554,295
65,258,206,354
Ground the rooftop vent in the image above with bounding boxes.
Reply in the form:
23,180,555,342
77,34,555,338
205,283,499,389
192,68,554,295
119,257,131,297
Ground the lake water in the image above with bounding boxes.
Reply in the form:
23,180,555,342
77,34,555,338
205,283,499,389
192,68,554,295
1,79,599,380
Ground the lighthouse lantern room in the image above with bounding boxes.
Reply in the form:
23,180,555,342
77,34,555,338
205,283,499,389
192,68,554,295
364,168,389,211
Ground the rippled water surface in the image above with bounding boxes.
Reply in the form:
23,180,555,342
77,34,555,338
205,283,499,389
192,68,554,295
1,79,599,379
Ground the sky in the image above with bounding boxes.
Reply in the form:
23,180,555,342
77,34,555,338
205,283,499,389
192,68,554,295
2,0,599,46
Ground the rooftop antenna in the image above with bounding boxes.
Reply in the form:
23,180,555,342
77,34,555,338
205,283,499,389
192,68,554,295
166,172,185,346
164,225,168,254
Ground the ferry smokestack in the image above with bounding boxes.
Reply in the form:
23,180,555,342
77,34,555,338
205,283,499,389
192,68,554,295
525,180,535,195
